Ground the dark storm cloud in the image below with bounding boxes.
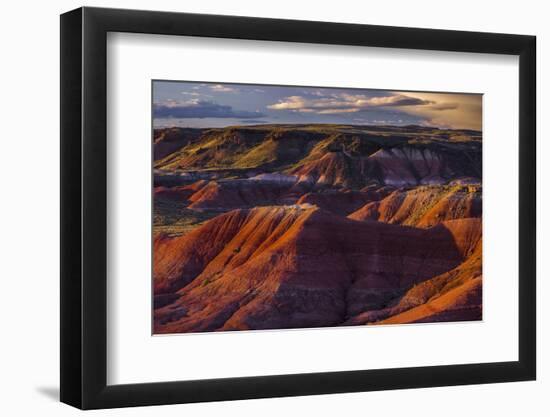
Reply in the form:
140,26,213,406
381,96,434,107
153,100,265,119
429,103,460,111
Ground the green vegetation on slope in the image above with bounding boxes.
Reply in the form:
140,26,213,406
153,124,482,175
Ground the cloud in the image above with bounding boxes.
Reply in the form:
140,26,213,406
318,108,360,114
209,84,238,93
267,91,481,130
394,92,481,130
153,99,265,119
365,95,434,107
429,102,459,111
267,93,433,114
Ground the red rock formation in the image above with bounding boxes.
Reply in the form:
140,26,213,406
417,186,482,227
186,180,296,211
154,207,481,333
153,180,208,202
378,276,482,324
345,237,482,324
290,152,355,187
348,185,481,227
368,147,449,186
152,125,483,333
295,187,392,216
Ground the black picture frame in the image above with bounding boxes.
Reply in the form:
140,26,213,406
60,6,536,410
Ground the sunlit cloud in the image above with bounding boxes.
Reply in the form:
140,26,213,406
210,84,238,93
267,93,433,112
396,92,481,130
267,91,481,130
318,108,360,114
154,80,481,130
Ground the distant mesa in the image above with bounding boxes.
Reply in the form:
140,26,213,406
153,124,481,188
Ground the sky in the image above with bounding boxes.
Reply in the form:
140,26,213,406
153,81,482,130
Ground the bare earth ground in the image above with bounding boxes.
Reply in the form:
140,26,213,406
152,124,482,333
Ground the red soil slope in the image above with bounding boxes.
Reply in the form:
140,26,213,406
378,276,482,324
153,180,208,202
345,238,482,324
368,146,449,186
295,187,392,216
186,180,296,211
348,185,481,227
289,152,359,187
289,145,481,189
154,207,481,333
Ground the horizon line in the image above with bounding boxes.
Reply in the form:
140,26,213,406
152,122,482,133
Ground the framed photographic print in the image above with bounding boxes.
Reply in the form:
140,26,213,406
60,7,536,409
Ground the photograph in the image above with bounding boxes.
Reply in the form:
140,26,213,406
0,0,543,414
152,81,483,334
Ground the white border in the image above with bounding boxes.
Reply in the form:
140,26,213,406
107,32,519,385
